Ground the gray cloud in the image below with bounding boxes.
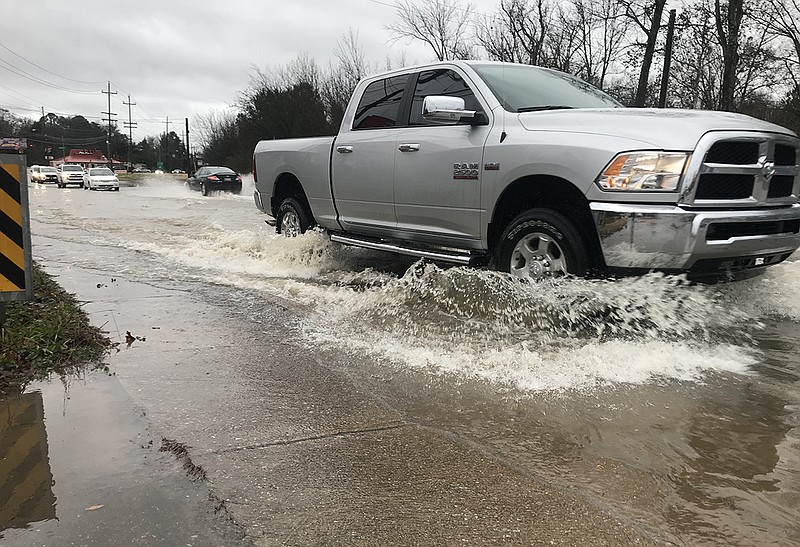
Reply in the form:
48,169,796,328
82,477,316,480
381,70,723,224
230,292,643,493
2,0,496,140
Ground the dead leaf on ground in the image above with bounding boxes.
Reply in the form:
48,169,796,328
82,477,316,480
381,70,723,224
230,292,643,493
85,504,105,511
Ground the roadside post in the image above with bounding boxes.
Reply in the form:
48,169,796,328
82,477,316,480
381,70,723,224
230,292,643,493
0,138,33,327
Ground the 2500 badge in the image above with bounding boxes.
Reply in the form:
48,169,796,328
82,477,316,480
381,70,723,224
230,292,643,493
453,162,479,180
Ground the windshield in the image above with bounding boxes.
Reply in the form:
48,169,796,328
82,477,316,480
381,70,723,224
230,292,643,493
63,165,83,172
89,168,113,175
42,167,57,173
470,64,622,112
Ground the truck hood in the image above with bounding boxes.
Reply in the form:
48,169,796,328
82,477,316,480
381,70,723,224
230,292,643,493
517,108,796,149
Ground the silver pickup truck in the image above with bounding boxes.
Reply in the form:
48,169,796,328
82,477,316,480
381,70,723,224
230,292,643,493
253,61,800,280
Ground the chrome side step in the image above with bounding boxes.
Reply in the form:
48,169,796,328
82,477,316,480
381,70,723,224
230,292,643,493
329,232,488,266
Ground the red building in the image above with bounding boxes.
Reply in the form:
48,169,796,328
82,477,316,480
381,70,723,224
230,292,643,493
52,149,124,170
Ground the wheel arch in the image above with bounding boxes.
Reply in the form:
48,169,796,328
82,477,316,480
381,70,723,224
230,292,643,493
271,172,314,222
489,175,606,273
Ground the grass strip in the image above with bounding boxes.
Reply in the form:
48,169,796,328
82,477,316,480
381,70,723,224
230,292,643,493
1,263,113,393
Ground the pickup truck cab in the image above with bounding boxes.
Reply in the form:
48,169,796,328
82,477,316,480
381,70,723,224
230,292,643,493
253,61,800,280
56,164,85,188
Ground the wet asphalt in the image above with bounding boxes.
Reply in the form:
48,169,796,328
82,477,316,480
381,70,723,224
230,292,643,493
2,241,657,546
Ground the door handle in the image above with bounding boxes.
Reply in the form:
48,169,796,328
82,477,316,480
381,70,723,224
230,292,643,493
336,145,353,153
398,143,420,152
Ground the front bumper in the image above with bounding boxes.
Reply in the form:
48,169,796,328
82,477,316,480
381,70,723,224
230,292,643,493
92,182,118,190
591,202,800,271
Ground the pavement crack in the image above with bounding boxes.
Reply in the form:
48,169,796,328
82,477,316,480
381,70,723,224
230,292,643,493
215,422,409,454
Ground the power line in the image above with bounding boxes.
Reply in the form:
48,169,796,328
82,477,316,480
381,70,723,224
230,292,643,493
0,82,62,112
0,59,98,94
0,40,105,85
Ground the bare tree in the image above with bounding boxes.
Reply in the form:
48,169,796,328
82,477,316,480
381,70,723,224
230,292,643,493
669,7,723,109
474,0,553,65
570,0,631,89
618,0,668,106
324,29,376,130
387,0,476,61
714,0,745,110
193,109,237,151
760,0,800,88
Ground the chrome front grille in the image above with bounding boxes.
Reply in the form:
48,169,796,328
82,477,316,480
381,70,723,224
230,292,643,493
681,132,800,207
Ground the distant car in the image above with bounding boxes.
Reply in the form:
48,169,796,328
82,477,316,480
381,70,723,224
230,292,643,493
56,164,85,188
186,166,242,196
154,169,164,175
171,168,185,174
84,167,120,191
132,167,151,173
29,165,59,184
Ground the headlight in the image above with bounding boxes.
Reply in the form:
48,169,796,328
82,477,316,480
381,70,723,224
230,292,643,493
595,152,689,191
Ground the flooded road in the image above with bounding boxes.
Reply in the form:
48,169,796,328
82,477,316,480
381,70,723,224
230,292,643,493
20,177,800,545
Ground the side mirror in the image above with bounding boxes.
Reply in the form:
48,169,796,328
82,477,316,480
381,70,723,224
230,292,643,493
422,96,478,124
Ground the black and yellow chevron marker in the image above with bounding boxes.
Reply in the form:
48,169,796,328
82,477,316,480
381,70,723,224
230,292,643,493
0,162,26,293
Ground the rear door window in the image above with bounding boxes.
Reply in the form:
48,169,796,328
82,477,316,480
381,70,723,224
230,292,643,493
352,75,408,130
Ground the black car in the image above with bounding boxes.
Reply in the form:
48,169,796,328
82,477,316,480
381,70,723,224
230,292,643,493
187,166,242,196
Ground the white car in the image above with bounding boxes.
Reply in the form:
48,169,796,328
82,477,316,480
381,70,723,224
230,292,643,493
29,165,59,184
84,167,120,191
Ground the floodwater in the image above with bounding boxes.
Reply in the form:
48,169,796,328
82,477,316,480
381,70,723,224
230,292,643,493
22,177,800,545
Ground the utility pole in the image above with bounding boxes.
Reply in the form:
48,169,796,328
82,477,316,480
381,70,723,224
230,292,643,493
123,95,137,172
658,10,677,108
185,117,190,172
163,116,171,171
101,81,117,168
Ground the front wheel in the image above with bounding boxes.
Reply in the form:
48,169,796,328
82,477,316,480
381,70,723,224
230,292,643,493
277,197,311,237
496,209,588,280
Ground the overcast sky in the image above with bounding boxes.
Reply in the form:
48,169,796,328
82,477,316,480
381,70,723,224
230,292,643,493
1,0,498,143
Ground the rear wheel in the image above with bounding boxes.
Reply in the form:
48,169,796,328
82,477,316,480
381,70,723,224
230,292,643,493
201,182,209,196
277,197,311,237
496,209,588,280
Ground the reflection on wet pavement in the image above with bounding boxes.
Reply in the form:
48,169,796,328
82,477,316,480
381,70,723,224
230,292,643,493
0,392,55,532
0,375,247,545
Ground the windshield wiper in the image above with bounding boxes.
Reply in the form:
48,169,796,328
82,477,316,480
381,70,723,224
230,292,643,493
516,105,575,113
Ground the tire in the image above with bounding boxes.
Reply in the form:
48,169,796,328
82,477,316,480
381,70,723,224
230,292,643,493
201,182,209,196
113,187,119,192
496,208,588,280
57,183,65,188
277,197,312,237
231,189,241,195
